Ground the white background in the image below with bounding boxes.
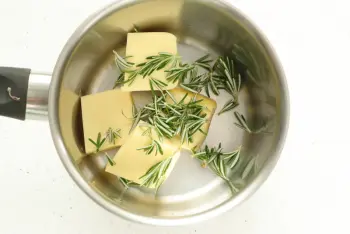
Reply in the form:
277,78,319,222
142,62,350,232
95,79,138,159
0,0,349,233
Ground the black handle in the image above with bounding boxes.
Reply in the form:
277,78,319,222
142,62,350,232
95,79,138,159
0,67,31,120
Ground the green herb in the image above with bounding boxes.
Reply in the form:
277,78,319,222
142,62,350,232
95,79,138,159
222,146,241,169
132,24,140,32
149,77,168,93
234,111,269,134
105,153,116,166
192,144,241,192
166,63,195,83
180,55,216,93
113,51,134,71
105,128,121,144
180,68,204,93
218,99,239,115
193,54,213,71
214,57,242,115
114,72,125,88
114,51,214,90
88,132,106,152
119,177,138,188
136,126,164,156
180,55,244,115
139,157,173,190
138,52,179,77
137,139,164,156
125,90,207,145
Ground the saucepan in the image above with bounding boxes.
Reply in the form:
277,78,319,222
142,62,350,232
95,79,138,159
0,0,289,226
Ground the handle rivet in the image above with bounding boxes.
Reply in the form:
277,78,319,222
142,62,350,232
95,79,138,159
7,87,21,101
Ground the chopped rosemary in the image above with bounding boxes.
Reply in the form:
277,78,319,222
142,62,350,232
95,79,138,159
234,111,270,134
105,127,121,144
88,132,106,152
136,92,207,144
139,157,173,191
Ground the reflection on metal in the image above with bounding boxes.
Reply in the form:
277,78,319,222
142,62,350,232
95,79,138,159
26,73,51,120
7,87,20,101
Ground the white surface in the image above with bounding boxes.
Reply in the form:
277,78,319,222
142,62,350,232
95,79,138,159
0,0,349,233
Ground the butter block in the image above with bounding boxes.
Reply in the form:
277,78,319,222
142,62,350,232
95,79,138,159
121,32,178,91
105,121,181,187
81,90,133,154
166,88,217,151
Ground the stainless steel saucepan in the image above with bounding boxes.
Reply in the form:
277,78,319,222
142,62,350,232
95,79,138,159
0,0,289,226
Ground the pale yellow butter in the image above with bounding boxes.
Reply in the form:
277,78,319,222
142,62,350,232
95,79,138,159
105,121,181,187
121,32,178,91
166,88,217,151
81,90,133,154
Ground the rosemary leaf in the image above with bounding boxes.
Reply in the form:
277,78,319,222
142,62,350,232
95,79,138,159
139,157,172,190
218,99,239,115
166,64,194,83
222,146,241,169
234,111,252,133
137,126,164,156
105,127,121,144
105,153,116,166
88,132,106,152
193,144,242,186
113,51,134,71
119,177,138,188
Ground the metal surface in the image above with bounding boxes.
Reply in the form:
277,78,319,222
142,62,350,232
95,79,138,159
47,0,289,226
26,73,51,120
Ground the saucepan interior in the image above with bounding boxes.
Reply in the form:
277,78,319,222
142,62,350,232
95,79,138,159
52,0,288,225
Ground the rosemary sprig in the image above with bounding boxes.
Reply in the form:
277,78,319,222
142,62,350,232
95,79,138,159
180,55,243,115
180,55,215,93
139,157,173,190
234,111,269,134
88,132,106,152
222,146,241,169
114,51,181,86
166,63,195,83
215,57,242,115
149,77,168,93
193,54,213,71
105,152,116,166
137,139,164,156
138,52,179,78
192,144,241,192
137,126,164,156
125,91,207,145
105,128,121,144
113,51,134,71
218,99,239,115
